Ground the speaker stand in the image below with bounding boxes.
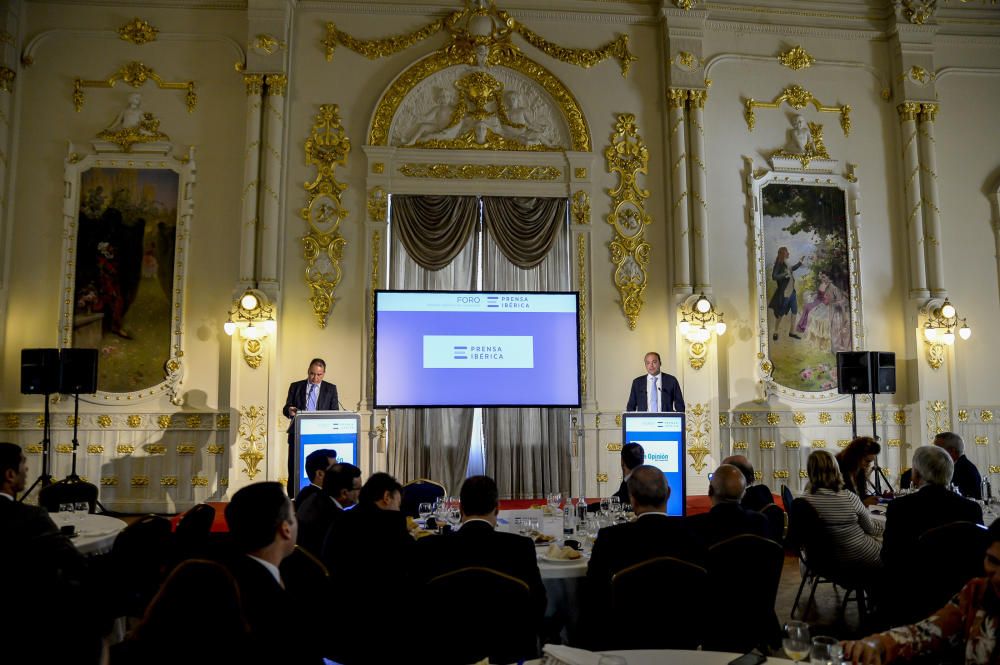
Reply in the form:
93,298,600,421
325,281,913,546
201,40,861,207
19,393,54,503
869,389,893,496
66,392,81,481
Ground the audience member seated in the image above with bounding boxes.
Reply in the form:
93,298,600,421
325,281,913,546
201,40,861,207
322,472,414,664
723,454,775,512
110,559,252,665
224,481,324,664
687,463,770,546
803,449,883,572
293,448,336,509
843,520,1000,665
296,462,361,557
936,431,983,499
613,442,644,507
586,465,706,647
836,436,882,506
415,475,546,663
1,442,101,664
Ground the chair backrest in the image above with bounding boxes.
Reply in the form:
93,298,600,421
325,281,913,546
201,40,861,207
704,535,784,652
787,497,835,569
610,556,709,650
918,520,989,607
38,479,99,514
780,484,794,512
760,503,787,543
425,566,535,665
401,478,447,518
899,468,913,490
109,515,174,617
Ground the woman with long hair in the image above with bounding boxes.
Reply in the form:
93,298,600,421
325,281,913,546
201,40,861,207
837,436,882,506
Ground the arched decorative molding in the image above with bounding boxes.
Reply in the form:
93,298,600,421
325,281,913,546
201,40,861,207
368,48,591,153
21,29,245,68
704,53,892,102
990,174,1000,307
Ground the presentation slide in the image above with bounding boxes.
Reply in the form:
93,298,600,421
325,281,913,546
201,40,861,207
294,413,360,494
375,291,580,408
621,413,687,516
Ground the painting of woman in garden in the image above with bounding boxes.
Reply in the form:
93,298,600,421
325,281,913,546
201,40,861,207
73,168,179,393
762,183,853,392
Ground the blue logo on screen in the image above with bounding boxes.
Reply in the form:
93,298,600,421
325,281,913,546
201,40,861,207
453,346,468,359
487,296,499,308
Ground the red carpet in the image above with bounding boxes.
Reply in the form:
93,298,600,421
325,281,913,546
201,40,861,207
170,495,732,533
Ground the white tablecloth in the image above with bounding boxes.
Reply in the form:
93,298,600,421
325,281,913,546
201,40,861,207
50,512,126,556
528,648,799,665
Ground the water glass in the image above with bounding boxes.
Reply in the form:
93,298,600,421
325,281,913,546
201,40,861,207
418,502,433,521
547,493,562,512
782,620,810,662
809,636,843,665
599,497,611,516
75,501,88,514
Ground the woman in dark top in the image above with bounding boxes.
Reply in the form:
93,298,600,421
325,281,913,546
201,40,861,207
836,436,881,506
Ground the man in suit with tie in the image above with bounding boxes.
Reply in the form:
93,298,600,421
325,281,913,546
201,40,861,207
626,352,685,413
282,358,339,496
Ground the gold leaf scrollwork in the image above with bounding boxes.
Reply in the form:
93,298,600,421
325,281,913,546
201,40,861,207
367,186,388,223
186,415,202,428
127,415,142,428
301,104,350,328
56,444,73,454
927,342,945,370
157,415,172,429
160,476,178,486
778,46,815,71
97,415,112,428
323,19,446,63
792,412,806,425
0,66,15,94
686,403,711,474
605,114,651,330
733,441,748,450
739,413,754,426
265,73,287,97
73,61,196,113
131,475,150,487
243,73,264,97
759,440,776,450
577,234,588,400
982,410,995,424
572,190,590,225
398,163,561,180
901,0,936,25
117,444,135,455
819,412,832,424
176,445,196,455
369,231,380,401
119,18,159,45
217,414,230,430
743,85,850,136
101,476,118,486
238,405,267,480
191,476,209,487
771,122,831,168
510,22,635,78
766,413,781,425
243,338,263,369
25,444,42,454
688,341,707,370
597,472,609,483
207,444,225,455
812,439,827,448
5,414,19,428
926,400,948,437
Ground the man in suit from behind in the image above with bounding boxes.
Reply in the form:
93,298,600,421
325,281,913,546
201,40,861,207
935,431,983,499
586,466,706,627
297,462,361,557
293,448,336,509
225,481,324,663
687,463,770,547
723,454,775,512
613,442,644,507
626,351,685,413
282,358,339,497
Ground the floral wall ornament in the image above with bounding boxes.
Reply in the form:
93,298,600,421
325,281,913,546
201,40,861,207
73,61,196,113
301,104,351,328
118,18,159,45
743,85,851,137
367,186,388,223
778,46,815,71
238,405,267,480
687,404,712,474
571,190,591,225
605,114,651,330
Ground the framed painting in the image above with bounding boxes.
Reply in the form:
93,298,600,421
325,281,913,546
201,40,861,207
59,148,196,404
747,164,863,399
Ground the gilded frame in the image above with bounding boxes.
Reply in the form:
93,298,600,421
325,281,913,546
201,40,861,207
59,149,196,405
747,163,863,400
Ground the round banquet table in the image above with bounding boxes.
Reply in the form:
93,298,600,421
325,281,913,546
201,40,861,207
49,512,127,556
526,649,799,665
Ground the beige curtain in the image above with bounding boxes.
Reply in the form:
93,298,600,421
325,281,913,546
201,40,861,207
481,197,572,499
386,195,477,495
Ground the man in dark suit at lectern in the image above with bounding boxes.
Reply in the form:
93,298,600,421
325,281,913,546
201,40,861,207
626,352,685,413
282,358,339,497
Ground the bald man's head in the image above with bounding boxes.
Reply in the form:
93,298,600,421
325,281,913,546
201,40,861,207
721,455,755,486
626,465,670,514
709,464,747,505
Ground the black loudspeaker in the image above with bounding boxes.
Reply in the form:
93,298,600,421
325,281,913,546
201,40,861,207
872,351,896,394
21,348,61,394
59,348,99,394
837,351,871,394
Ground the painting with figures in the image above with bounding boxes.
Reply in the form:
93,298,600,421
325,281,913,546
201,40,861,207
762,182,853,392
72,167,179,393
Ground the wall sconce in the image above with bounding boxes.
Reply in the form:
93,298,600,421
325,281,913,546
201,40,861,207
921,298,971,370
224,289,276,368
679,293,726,369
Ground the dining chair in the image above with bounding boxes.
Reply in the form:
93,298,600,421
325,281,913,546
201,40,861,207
760,502,787,543
704,534,784,653
425,565,535,665
38,477,100,514
916,520,988,614
107,514,173,618
401,478,447,518
173,502,217,563
609,556,709,650
780,484,795,512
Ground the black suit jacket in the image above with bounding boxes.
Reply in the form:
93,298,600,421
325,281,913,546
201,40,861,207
282,379,339,438
586,513,705,613
953,455,983,500
613,479,629,506
686,502,770,548
415,520,547,623
881,484,984,568
295,492,343,557
293,483,322,510
741,484,775,512
626,373,684,412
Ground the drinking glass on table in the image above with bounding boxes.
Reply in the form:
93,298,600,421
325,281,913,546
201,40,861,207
809,636,843,665
599,497,611,517
782,620,811,662
547,493,562,513
418,502,433,522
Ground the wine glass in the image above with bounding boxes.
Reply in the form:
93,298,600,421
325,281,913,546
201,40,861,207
782,620,811,662
809,636,842,665
599,497,611,517
547,493,562,513
418,502,433,522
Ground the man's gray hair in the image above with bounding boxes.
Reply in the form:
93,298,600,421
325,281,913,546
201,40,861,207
912,445,954,487
935,432,965,456
627,465,669,508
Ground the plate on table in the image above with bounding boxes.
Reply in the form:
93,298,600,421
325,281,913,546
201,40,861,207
540,552,587,564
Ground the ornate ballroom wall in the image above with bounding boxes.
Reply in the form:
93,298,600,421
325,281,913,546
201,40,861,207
0,0,997,511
